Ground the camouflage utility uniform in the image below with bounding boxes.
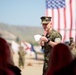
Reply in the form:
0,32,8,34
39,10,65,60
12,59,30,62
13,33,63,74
42,29,62,75
18,47,26,68
70,42,76,58
69,37,76,58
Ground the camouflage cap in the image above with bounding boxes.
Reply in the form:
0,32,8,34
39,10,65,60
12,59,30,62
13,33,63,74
40,16,52,24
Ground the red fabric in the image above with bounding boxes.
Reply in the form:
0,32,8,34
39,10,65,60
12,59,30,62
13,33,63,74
5,69,15,75
46,43,73,75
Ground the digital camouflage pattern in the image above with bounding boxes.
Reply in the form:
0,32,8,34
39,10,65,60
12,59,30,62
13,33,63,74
42,29,62,75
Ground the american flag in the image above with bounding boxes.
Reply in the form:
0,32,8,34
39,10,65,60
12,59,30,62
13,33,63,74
45,0,76,42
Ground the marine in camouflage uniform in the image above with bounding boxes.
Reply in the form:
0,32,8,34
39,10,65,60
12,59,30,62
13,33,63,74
40,16,62,75
43,29,62,75
69,37,74,50
71,43,76,58
69,37,76,58
18,46,26,69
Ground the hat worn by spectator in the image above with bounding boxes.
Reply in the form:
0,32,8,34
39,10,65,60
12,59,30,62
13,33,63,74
40,16,52,24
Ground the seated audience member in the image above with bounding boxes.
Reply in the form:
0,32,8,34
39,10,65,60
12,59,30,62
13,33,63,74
46,43,76,75
0,37,21,75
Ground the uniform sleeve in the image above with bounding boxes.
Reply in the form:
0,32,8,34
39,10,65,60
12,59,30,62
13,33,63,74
55,38,62,42
54,32,62,42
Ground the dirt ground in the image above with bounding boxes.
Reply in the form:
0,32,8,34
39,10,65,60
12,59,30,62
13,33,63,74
13,52,44,75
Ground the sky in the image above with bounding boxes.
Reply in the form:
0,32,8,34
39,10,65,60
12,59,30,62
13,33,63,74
0,0,46,27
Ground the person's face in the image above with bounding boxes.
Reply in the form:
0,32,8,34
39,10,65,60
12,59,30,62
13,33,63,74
42,22,52,32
